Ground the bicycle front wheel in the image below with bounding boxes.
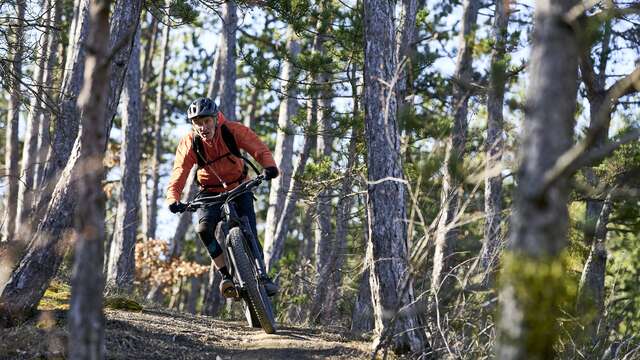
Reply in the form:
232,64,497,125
228,227,276,334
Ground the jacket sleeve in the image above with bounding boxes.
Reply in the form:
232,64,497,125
166,134,197,204
228,122,277,169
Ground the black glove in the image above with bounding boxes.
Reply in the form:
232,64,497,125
169,201,187,214
263,166,279,180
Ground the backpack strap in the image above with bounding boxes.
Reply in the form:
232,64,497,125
190,124,249,189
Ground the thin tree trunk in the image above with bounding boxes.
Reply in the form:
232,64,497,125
2,0,26,243
311,4,335,322
577,193,613,342
431,0,479,300
243,85,260,129
141,16,158,106
480,0,510,279
364,0,428,354
139,172,149,239
106,25,143,293
218,0,237,118
267,102,315,271
68,1,112,358
352,216,374,334
186,275,202,314
264,27,300,269
16,2,51,238
147,21,170,240
34,0,63,193
39,0,91,203
207,45,221,99
395,0,418,113
496,0,579,358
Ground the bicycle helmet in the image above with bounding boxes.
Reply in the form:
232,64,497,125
187,97,218,120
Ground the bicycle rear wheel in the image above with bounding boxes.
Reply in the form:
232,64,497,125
228,227,276,334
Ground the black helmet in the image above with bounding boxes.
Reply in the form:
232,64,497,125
187,97,218,120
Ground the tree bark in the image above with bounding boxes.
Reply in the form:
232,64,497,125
364,0,428,354
206,46,221,99
480,0,510,278
2,0,26,243
431,0,479,300
39,0,91,201
16,1,52,238
264,27,300,269
147,21,170,240
311,4,335,323
395,0,419,113
496,0,579,358
34,0,63,193
267,101,315,271
68,1,112,358
218,0,237,118
106,25,143,293
577,193,612,342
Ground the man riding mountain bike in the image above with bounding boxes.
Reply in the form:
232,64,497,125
166,97,279,298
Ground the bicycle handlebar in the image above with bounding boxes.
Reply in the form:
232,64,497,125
178,175,265,213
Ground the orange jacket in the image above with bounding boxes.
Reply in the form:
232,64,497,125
166,112,276,204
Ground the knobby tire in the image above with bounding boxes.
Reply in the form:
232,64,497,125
228,227,276,334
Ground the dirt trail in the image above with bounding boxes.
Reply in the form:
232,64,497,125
1,307,372,359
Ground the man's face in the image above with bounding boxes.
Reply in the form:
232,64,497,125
192,116,216,140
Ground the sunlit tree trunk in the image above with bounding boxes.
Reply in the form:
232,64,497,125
169,169,198,258
147,20,170,240
364,0,428,354
2,0,26,243
496,0,579,358
68,0,112,357
431,0,479,300
218,0,237,118
106,25,143,293
264,27,300,269
34,0,63,194
16,1,52,238
480,0,510,279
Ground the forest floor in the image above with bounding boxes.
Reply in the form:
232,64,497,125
0,281,372,360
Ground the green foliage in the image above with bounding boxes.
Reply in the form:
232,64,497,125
498,252,579,359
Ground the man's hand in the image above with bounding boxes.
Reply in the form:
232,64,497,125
169,201,187,213
262,166,279,180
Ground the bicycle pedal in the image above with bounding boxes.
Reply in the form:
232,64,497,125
222,286,238,299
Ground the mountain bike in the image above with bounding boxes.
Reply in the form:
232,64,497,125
179,175,277,334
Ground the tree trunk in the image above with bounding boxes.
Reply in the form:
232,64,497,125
577,193,612,343
206,46,221,99
395,0,419,113
68,1,112,358
218,0,237,118
39,0,91,201
34,0,63,193
0,0,142,326
364,0,428,354
267,101,315,271
496,0,579,358
480,0,510,279
243,85,260,129
2,0,26,243
147,21,170,240
16,2,52,238
106,25,143,293
186,275,202,314
431,0,479,300
264,27,300,268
